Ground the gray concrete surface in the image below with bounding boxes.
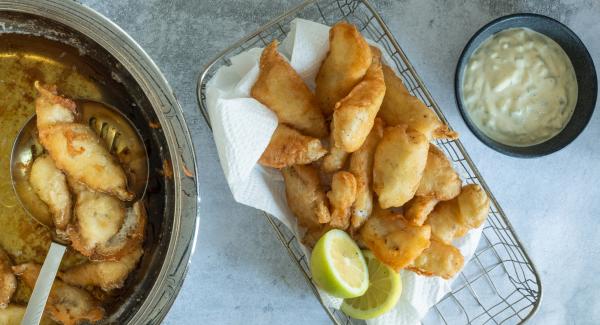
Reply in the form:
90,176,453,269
80,0,600,324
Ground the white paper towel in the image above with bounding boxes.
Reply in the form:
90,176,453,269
206,18,484,325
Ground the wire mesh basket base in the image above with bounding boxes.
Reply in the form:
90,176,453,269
198,0,542,324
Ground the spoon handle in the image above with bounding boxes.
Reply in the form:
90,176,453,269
21,242,66,325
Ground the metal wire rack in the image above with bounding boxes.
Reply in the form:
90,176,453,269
196,0,542,324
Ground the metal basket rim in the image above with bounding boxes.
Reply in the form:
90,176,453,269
195,0,543,323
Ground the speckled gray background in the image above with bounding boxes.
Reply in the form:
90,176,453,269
79,0,600,324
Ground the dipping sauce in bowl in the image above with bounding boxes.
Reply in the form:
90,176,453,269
462,27,578,147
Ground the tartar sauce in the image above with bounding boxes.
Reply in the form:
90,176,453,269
462,27,578,146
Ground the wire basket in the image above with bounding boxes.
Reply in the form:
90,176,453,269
196,0,542,324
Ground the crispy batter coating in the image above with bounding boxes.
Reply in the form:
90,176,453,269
68,200,146,261
426,184,490,244
301,225,333,249
404,196,438,226
416,145,461,201
259,124,326,169
29,155,72,231
327,171,357,230
315,22,372,116
282,165,331,229
0,305,54,325
331,47,386,153
0,249,16,309
251,41,327,138
378,65,458,140
60,246,142,291
13,263,104,325
35,83,133,201
373,124,429,208
360,210,431,271
321,146,349,173
407,239,464,279
348,118,383,230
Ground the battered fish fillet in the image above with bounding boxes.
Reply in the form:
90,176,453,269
373,125,429,208
315,22,372,116
404,196,438,227
415,145,461,201
378,65,458,140
34,81,76,130
0,249,16,309
251,41,327,138
13,263,104,325
282,165,331,228
67,190,125,259
29,155,72,231
360,210,431,271
348,118,383,230
38,123,133,201
426,184,490,244
0,305,53,325
331,47,386,153
327,171,357,230
407,239,464,279
60,246,143,291
259,124,327,169
321,146,349,173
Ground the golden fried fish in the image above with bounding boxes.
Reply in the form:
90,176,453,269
301,224,333,249
427,184,490,244
60,246,142,291
315,22,372,116
408,239,464,279
251,41,327,138
0,248,16,309
35,83,133,201
331,47,386,153
360,209,431,271
0,305,53,325
13,263,104,325
259,124,327,169
29,155,72,231
327,171,357,230
378,65,457,140
373,125,429,208
404,196,438,227
416,145,461,201
321,146,349,173
282,165,331,228
348,118,383,230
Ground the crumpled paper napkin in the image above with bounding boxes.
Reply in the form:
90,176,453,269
206,18,483,325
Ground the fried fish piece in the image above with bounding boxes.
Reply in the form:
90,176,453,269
29,155,72,231
331,47,386,153
0,249,16,309
60,246,143,291
427,184,490,244
13,263,104,325
321,146,349,173
373,125,429,208
282,165,331,229
416,145,461,201
315,22,372,116
407,239,464,279
404,196,438,226
0,305,53,325
327,171,357,230
378,65,457,140
301,224,333,249
360,210,431,271
67,190,125,259
251,41,327,138
38,123,133,201
259,124,326,169
34,81,76,130
348,118,383,230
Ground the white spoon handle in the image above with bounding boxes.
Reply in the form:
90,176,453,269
21,242,66,325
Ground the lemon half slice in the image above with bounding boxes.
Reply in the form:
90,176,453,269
310,229,369,298
341,250,402,319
